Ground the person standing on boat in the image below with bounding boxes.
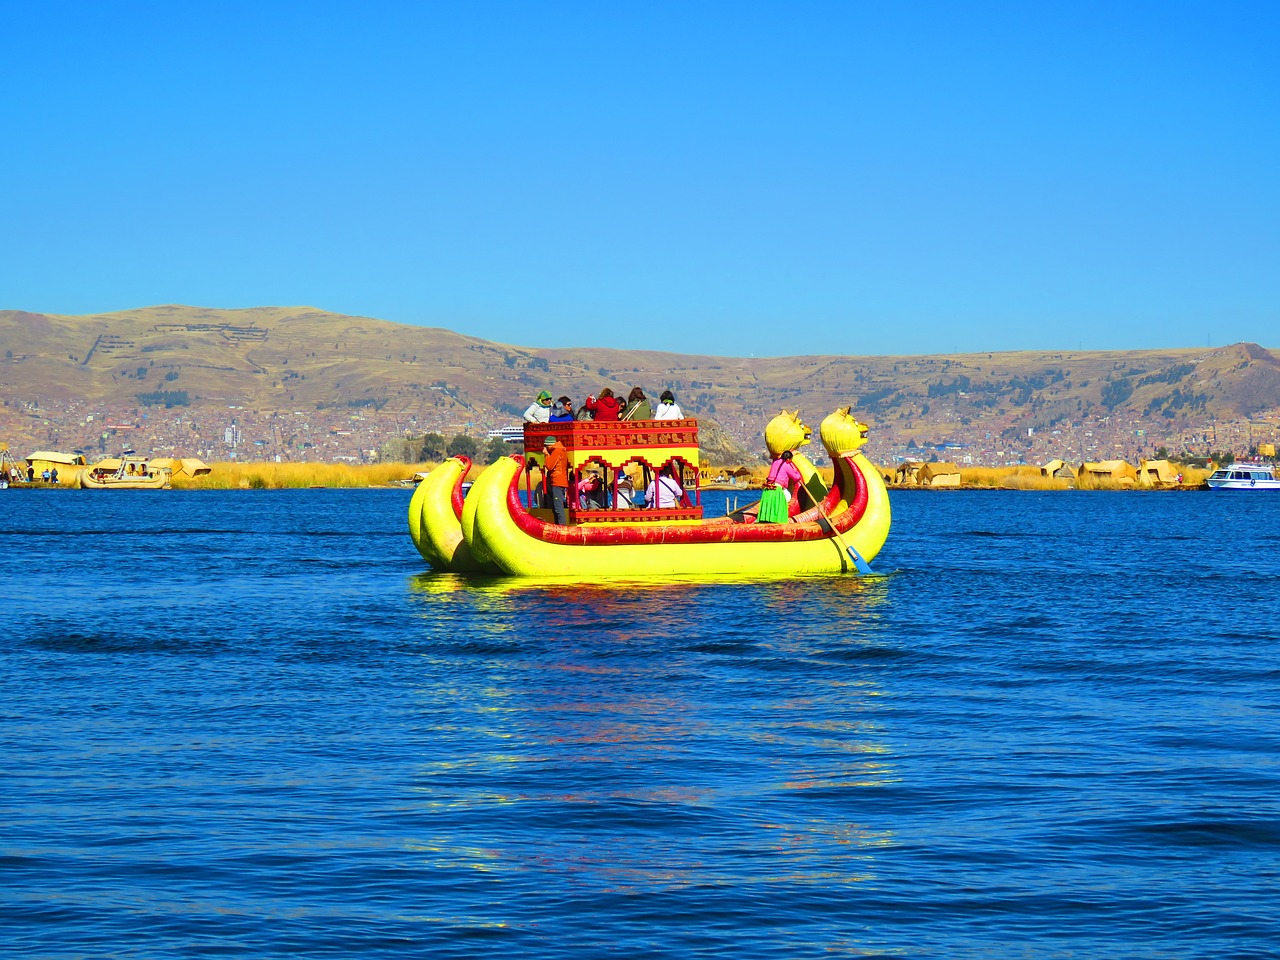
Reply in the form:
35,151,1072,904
654,390,683,420
621,387,652,421
585,388,622,421
549,396,576,423
758,450,801,523
523,390,554,423
544,435,569,525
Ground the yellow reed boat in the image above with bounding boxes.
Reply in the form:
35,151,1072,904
408,407,890,578
80,456,171,490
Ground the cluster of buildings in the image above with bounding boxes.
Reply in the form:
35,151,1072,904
0,398,480,464
873,408,1280,468
3,393,1277,470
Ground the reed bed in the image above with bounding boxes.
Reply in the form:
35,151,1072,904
172,461,438,490
956,464,1214,490
1179,466,1213,486
959,466,1071,490
169,459,1216,491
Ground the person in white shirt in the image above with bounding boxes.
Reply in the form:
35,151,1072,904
645,464,684,509
615,474,636,509
523,390,553,423
653,390,683,420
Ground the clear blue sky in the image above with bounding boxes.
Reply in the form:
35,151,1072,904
3,1,1277,357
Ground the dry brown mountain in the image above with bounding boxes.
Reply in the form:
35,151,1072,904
2,305,1278,461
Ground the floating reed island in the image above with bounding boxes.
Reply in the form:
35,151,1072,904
166,459,1216,490
169,461,433,489
887,460,1214,490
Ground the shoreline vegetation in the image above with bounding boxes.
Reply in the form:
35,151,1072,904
167,460,1218,491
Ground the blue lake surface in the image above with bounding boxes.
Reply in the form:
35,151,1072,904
3,487,1278,959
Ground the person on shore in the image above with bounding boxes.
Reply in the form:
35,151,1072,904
654,390,683,420
645,463,684,509
523,390,554,423
543,435,569,524
549,396,576,423
50,467,59,484
27,466,34,482
42,468,51,483
758,450,801,523
621,387,652,421
585,388,622,421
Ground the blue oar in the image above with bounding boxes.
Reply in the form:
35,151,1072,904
802,484,873,575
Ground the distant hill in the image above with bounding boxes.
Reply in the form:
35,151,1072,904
3,305,1278,463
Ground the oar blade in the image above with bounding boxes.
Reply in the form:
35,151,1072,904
845,543,874,576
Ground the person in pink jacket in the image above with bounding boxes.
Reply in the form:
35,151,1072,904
758,450,802,523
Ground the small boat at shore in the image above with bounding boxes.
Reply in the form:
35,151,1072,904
81,456,171,489
409,407,891,578
1206,462,1280,491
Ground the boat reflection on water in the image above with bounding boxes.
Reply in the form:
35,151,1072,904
403,571,897,895
408,568,894,601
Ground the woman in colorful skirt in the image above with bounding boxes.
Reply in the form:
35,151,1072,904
757,450,801,523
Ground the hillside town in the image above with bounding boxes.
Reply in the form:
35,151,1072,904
3,307,1279,470
2,391,1276,470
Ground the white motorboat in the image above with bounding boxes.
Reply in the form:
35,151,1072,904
1206,462,1280,491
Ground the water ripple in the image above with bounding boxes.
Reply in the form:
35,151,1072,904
2,489,1278,958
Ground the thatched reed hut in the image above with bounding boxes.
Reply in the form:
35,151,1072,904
1137,459,1180,487
894,461,924,484
917,462,961,487
1078,460,1138,486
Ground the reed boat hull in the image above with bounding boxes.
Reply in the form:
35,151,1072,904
80,472,170,490
407,456,496,572
411,408,891,578
461,454,888,577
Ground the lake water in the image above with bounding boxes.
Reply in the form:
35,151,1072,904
3,488,1277,959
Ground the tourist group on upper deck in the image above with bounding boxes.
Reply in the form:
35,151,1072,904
522,386,683,424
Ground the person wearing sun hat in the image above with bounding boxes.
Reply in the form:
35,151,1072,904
578,464,607,510
523,389,554,423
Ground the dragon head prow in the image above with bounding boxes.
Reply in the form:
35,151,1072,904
765,409,812,457
820,407,869,457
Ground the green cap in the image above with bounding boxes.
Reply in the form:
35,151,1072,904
537,390,552,403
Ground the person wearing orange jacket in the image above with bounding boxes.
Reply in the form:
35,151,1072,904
543,435,569,524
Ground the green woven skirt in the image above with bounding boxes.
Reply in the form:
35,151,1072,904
757,486,789,523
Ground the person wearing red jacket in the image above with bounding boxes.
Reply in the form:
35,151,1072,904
585,387,622,421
